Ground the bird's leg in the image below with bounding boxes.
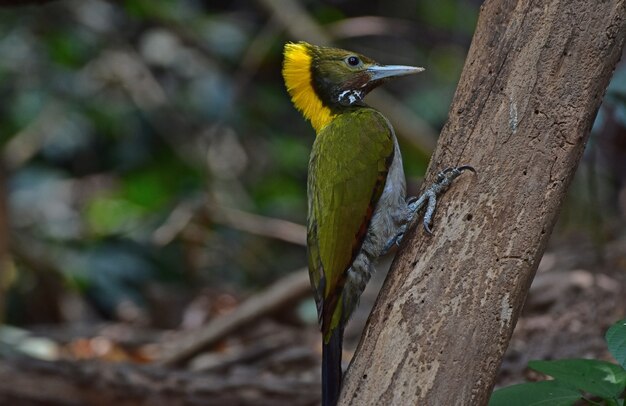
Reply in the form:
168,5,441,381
383,165,475,253
411,165,475,233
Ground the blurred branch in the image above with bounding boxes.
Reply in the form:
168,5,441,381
0,0,57,6
2,102,64,171
152,200,198,247
153,198,306,247
0,356,318,406
328,16,476,49
158,268,310,367
256,0,437,155
327,16,416,39
207,204,307,247
256,0,332,44
188,330,294,372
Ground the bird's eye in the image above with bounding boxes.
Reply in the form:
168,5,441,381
346,56,360,67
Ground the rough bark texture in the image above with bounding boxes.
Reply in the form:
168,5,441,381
340,1,626,405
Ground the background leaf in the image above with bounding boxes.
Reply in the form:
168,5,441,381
606,320,626,369
489,381,581,406
529,359,626,399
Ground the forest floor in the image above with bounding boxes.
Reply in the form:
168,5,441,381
1,232,625,405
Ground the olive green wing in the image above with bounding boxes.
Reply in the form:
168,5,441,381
307,109,394,336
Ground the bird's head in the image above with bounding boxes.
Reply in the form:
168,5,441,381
282,42,424,132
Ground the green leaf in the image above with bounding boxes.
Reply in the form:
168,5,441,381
122,170,170,209
85,196,146,236
606,319,626,369
489,381,581,406
529,359,626,398
46,30,92,68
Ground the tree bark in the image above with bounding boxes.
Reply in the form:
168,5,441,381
340,1,626,405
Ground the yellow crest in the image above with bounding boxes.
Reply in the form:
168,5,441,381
282,42,334,133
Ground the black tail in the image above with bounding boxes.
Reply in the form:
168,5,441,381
322,328,343,406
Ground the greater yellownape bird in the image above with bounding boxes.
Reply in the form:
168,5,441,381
282,42,473,406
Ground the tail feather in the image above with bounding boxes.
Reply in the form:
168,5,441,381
322,328,343,406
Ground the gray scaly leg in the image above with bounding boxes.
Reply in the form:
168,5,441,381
412,165,475,233
383,165,474,253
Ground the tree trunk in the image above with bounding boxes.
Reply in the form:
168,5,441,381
340,1,626,405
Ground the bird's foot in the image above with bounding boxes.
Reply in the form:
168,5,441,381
408,165,475,234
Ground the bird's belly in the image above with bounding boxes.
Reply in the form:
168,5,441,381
362,141,407,257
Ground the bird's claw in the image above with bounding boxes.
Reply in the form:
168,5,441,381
434,165,476,188
383,226,406,254
423,221,433,235
409,165,475,233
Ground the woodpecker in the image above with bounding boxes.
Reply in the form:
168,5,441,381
282,41,473,406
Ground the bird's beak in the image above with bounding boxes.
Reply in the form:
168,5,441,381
366,65,425,81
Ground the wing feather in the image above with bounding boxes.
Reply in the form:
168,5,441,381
307,108,394,335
